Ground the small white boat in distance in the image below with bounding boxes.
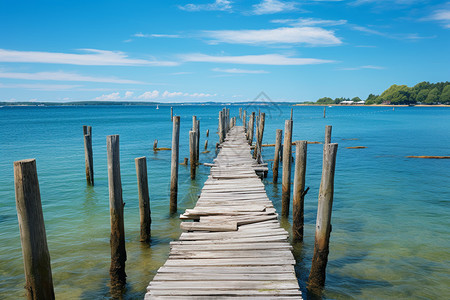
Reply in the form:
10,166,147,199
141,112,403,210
156,104,159,109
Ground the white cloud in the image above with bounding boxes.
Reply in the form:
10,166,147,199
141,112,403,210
0,71,144,84
179,0,232,12
252,0,297,15
425,7,450,29
94,92,121,101
271,18,347,27
203,27,342,46
138,90,160,99
0,83,80,90
212,68,269,74
181,53,335,65
0,49,178,66
162,91,183,98
125,91,134,98
134,33,180,38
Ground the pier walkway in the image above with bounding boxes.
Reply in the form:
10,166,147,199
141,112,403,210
145,126,302,299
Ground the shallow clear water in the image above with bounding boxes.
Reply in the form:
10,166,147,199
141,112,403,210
0,105,449,299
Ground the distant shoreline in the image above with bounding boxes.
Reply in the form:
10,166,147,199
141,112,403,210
294,104,450,107
1,101,449,107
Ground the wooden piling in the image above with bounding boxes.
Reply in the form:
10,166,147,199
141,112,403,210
153,139,158,151
83,129,94,186
190,131,196,179
204,139,208,150
323,107,326,118
196,120,200,161
281,120,293,218
308,143,338,288
254,113,265,161
293,141,307,242
106,135,127,289
170,107,173,121
325,125,332,144
14,159,55,300
248,112,255,145
273,129,282,183
135,157,151,243
243,110,247,131
290,108,293,121
218,111,224,144
170,116,180,214
206,129,209,137
239,107,242,119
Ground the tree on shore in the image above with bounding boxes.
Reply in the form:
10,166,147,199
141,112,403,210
314,81,449,105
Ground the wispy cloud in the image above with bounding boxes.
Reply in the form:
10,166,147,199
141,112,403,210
203,27,342,46
0,71,145,84
423,5,450,29
179,0,232,12
352,25,435,40
181,53,335,65
125,91,134,98
212,68,269,74
338,65,385,70
0,49,178,66
271,17,347,27
350,0,421,6
134,33,180,38
252,0,297,15
0,83,80,90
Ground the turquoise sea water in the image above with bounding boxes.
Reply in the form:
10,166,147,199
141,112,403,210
0,105,449,299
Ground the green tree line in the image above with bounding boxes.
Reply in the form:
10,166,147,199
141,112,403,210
312,81,450,105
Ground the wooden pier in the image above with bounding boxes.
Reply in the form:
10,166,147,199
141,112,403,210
145,126,302,299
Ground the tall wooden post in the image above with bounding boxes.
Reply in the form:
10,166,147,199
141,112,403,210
290,108,293,121
248,112,255,145
170,116,180,214
83,126,94,185
293,141,307,242
308,143,338,288
323,107,326,118
325,125,332,144
273,129,282,183
14,159,55,300
206,129,209,137
204,140,208,150
135,157,151,243
239,107,242,119
196,120,200,161
243,110,247,131
170,107,173,121
281,120,293,217
153,139,158,151
189,131,196,180
218,111,224,144
106,135,127,289
254,113,265,161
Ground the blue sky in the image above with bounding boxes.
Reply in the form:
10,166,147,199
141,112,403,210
0,0,449,103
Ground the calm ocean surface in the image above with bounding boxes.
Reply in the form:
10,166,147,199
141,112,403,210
0,105,449,299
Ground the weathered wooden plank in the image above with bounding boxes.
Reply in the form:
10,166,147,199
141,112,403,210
180,221,237,232
149,280,299,290
148,289,302,297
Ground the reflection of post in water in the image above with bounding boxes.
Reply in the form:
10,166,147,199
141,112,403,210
82,185,98,217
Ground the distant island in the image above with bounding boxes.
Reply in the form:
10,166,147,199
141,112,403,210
303,81,450,106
